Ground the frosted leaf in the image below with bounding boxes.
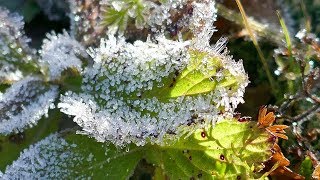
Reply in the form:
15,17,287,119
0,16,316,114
59,35,248,146
0,7,37,83
39,31,88,80
0,76,58,134
1,134,81,179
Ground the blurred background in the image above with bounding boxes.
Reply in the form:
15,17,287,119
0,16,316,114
0,0,319,177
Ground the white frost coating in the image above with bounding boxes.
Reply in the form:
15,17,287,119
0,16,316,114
39,30,88,80
0,76,58,134
2,134,80,179
59,0,248,146
0,7,36,82
0,6,35,59
0,61,23,82
0,7,28,47
190,0,217,50
101,0,195,34
59,35,248,146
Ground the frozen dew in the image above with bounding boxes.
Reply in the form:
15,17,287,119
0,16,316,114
0,61,24,83
39,30,88,80
1,134,81,179
0,76,58,134
100,0,214,38
87,153,94,162
190,0,217,50
295,29,307,40
0,7,25,41
59,0,248,147
0,7,36,82
0,7,35,61
59,33,248,146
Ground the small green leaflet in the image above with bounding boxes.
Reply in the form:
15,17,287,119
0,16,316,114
141,50,240,100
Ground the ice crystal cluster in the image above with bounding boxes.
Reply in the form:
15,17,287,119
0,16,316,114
39,31,87,80
0,7,36,83
100,0,219,44
1,0,248,152
0,9,84,134
59,0,248,146
1,134,80,179
0,76,58,134
101,0,197,33
0,0,253,178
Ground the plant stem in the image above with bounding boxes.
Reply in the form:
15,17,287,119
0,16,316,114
235,0,277,95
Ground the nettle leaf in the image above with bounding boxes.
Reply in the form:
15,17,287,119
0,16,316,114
0,76,58,134
59,36,248,146
39,31,88,80
0,109,61,171
145,119,273,179
1,132,143,179
144,49,239,99
64,134,144,179
0,119,273,179
0,7,38,83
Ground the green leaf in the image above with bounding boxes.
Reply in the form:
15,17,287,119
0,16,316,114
20,1,41,23
0,7,39,84
145,119,273,179
0,109,61,171
1,119,273,179
142,50,241,100
169,51,220,97
299,157,313,180
65,133,144,179
102,8,129,33
0,76,58,134
2,132,143,179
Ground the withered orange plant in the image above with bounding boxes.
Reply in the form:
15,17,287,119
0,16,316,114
257,106,305,179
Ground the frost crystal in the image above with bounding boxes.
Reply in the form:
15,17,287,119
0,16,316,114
0,7,36,82
39,31,87,80
0,76,58,134
59,35,248,146
101,0,217,37
0,61,23,83
2,134,80,179
190,0,217,50
0,7,29,48
58,0,248,146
